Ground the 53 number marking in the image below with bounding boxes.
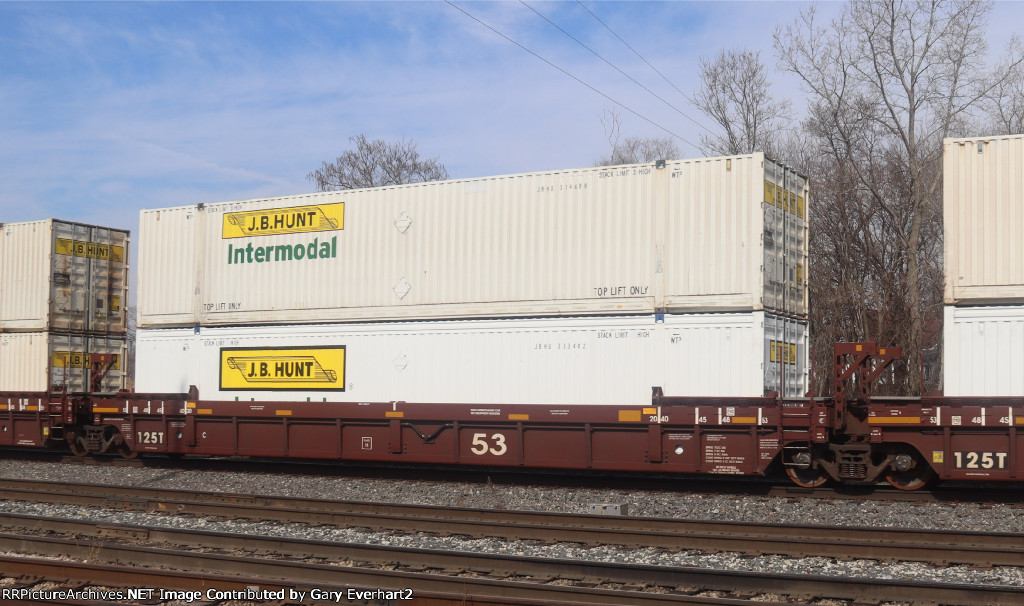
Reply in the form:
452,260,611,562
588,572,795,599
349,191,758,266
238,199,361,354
469,433,508,456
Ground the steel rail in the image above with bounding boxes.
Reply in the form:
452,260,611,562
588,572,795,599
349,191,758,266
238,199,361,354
1,516,1023,606
0,477,1021,566
0,530,792,606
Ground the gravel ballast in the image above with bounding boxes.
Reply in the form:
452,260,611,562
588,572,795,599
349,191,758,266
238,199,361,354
1,459,1023,591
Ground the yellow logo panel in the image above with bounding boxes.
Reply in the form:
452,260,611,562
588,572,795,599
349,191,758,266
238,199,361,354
763,180,776,206
220,346,346,391
51,351,121,370
222,203,345,238
769,341,798,365
55,238,124,262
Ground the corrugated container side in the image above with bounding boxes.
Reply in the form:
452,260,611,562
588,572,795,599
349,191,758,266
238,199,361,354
943,305,1024,396
944,135,1024,304
662,155,809,316
135,313,808,403
0,332,127,392
137,207,200,326
0,221,50,330
193,167,658,324
0,219,129,333
662,155,760,311
138,155,809,329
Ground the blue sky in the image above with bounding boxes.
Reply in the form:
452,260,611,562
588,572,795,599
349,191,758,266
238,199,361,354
2,1,1022,272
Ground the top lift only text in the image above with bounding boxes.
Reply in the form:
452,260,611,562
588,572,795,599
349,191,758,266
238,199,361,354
595,285,649,296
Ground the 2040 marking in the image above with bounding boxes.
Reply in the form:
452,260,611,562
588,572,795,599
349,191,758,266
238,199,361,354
469,432,507,456
954,451,1008,470
136,431,165,445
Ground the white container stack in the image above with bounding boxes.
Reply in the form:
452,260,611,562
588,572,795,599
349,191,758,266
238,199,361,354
943,134,1024,395
0,219,130,392
137,155,810,402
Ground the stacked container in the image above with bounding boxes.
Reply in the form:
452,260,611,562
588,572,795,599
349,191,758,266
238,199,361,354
137,154,810,403
943,134,1024,395
0,219,129,392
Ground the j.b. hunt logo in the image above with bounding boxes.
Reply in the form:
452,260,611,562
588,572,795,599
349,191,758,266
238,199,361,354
51,351,121,370
220,346,345,391
222,202,344,238
223,202,343,266
55,238,125,262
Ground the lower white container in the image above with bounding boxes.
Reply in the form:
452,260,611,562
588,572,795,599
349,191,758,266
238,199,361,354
944,305,1024,396
135,313,808,404
0,332,128,393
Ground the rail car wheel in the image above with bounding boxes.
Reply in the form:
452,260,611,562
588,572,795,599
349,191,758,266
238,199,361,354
118,446,138,460
66,433,88,457
885,454,935,491
785,466,828,488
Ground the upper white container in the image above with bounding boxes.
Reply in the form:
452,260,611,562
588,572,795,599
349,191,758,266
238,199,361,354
944,134,1024,305
0,219,129,334
138,155,808,328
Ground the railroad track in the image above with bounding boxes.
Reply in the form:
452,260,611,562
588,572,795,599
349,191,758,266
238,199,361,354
0,477,1021,567
1,511,1023,605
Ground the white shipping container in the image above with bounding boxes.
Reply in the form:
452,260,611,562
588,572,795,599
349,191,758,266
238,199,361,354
0,219,129,333
138,155,808,328
0,332,128,393
943,305,1024,396
943,134,1024,305
135,313,808,404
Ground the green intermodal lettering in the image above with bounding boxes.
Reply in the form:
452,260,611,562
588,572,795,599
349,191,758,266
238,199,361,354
228,236,337,265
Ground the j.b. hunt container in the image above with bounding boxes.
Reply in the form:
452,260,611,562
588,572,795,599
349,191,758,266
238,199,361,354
0,219,129,334
137,154,808,328
0,332,127,393
135,312,809,403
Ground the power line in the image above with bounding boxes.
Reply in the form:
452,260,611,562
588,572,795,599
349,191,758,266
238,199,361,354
444,0,699,151
576,1,691,102
522,1,713,137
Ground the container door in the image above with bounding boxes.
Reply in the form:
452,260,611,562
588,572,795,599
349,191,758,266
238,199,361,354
763,313,809,397
762,161,809,319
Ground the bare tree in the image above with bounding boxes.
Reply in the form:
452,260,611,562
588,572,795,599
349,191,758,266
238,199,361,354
308,134,448,191
690,49,792,157
987,50,1024,134
595,109,680,165
775,0,1023,394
